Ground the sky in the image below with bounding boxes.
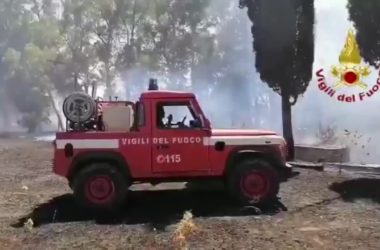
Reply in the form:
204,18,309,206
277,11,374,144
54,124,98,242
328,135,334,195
293,0,380,163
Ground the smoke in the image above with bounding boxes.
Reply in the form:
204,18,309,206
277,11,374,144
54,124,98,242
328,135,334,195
0,92,22,132
118,0,380,164
6,0,343,163
294,0,380,164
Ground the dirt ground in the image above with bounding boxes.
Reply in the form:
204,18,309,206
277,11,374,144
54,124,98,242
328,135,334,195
0,139,379,250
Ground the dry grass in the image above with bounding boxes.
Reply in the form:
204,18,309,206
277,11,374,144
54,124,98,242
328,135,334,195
1,139,380,250
172,211,198,250
24,218,34,231
21,184,35,231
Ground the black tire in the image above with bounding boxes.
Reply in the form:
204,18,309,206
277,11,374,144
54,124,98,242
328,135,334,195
227,159,280,205
72,163,128,211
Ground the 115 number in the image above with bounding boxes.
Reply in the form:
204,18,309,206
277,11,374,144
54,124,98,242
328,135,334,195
156,154,181,164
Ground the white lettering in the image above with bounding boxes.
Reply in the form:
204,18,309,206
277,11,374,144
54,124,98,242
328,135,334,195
122,138,127,145
156,155,166,164
153,138,159,144
156,154,181,164
120,137,203,145
121,137,149,145
170,137,203,144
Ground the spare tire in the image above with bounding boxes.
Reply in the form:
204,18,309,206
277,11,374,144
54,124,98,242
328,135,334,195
63,92,96,123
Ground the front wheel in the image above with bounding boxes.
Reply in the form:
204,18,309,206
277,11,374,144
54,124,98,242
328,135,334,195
227,159,279,205
72,163,128,211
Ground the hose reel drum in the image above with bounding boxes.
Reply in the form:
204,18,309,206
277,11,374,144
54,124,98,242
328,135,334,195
62,92,96,123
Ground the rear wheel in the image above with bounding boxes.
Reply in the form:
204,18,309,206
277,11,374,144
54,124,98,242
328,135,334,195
227,159,279,205
72,163,128,211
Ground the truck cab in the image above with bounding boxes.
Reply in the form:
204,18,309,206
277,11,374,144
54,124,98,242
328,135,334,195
54,83,292,210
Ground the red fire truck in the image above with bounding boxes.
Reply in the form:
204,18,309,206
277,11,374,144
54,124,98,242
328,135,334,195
53,80,292,210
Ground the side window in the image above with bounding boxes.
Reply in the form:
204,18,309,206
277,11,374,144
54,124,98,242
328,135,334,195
156,102,198,129
137,102,145,127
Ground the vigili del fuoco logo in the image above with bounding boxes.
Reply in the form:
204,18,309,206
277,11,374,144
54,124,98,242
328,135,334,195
316,28,380,103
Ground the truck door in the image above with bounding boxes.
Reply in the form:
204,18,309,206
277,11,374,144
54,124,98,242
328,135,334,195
151,99,210,173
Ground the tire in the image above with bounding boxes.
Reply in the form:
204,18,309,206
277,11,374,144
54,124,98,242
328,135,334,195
72,163,128,211
227,159,279,205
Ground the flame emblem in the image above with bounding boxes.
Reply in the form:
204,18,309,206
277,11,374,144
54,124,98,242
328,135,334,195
331,28,371,90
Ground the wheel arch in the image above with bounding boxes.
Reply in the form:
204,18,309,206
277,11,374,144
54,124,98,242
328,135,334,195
224,147,281,177
68,151,131,186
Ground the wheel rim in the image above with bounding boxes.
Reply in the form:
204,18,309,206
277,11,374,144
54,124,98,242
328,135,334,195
84,175,115,204
240,171,270,199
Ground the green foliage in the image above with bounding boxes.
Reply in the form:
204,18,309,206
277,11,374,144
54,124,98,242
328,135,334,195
143,0,216,88
59,0,98,92
2,10,62,132
0,0,265,132
92,0,131,96
241,0,315,159
245,0,315,102
347,0,380,69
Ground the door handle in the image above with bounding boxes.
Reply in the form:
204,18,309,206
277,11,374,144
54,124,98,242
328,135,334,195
156,144,170,149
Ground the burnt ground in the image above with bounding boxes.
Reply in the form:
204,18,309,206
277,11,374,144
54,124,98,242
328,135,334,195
0,139,379,249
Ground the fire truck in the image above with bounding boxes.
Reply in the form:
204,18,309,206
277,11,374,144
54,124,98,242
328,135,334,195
53,79,292,210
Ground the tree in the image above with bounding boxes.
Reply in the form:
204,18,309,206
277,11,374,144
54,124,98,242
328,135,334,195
93,0,130,98
196,3,255,127
140,0,215,89
116,0,153,99
4,47,51,133
2,0,67,132
116,0,217,97
3,18,64,132
347,0,380,68
240,0,315,160
59,0,98,93
0,0,31,129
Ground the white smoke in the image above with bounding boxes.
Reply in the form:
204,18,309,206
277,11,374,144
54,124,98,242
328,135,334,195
114,0,378,164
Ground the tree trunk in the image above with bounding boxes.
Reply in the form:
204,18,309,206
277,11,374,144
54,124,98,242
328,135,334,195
84,85,89,95
104,61,112,100
281,93,295,161
47,89,64,131
74,71,79,91
91,81,97,98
